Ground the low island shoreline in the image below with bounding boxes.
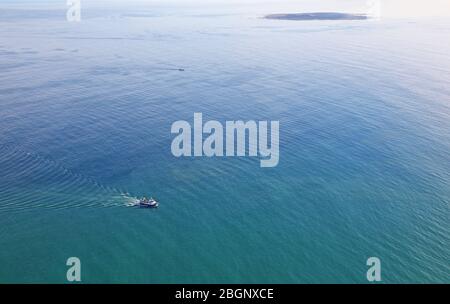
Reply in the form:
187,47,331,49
264,12,369,21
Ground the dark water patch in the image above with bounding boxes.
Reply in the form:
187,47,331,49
21,50,39,55
0,61,34,71
0,50,18,56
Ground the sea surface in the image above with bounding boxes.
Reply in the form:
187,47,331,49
0,2,449,283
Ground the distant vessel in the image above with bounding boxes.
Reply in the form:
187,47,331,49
138,197,159,208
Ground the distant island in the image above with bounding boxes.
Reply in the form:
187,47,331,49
264,12,368,21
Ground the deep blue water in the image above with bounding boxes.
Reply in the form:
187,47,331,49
0,2,449,283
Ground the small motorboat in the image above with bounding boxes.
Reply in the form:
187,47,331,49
138,197,159,208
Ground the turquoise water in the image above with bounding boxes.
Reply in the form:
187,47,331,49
0,3,449,283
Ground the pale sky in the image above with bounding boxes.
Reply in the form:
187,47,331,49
12,0,449,18
381,0,450,17
112,0,450,17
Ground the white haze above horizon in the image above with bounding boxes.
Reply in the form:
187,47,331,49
1,0,450,18
110,0,450,17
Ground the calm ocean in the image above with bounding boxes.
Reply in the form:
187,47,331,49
0,1,449,283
